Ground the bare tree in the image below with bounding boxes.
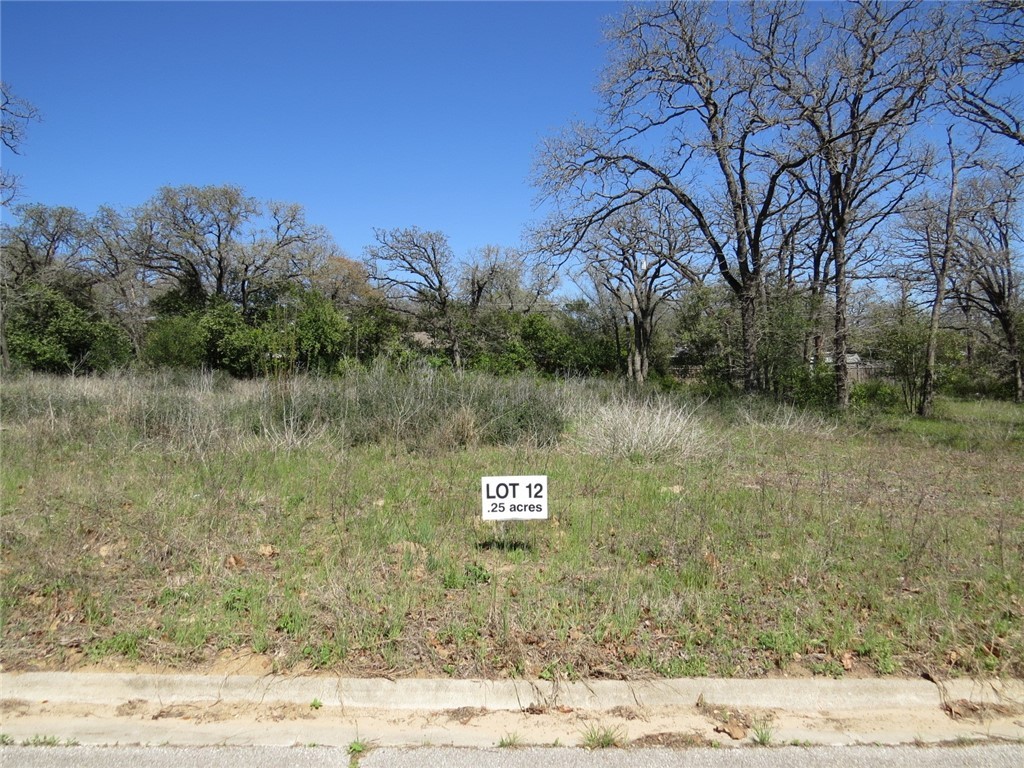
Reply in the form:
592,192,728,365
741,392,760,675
765,0,939,408
1,204,88,285
367,228,554,369
462,245,558,315
944,0,1024,148
312,252,378,308
140,185,259,306
892,130,991,415
953,170,1024,401
920,133,988,415
534,1,827,392
84,205,163,356
583,195,699,383
239,201,333,309
365,226,464,367
139,185,331,314
1,82,41,207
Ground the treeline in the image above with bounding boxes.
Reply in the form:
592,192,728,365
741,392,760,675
0,186,623,380
1,1,1022,411
0,182,1018,410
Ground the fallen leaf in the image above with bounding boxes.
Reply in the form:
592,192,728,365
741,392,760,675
714,718,747,740
258,544,279,558
224,554,246,570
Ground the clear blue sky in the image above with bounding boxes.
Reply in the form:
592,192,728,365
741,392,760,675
1,0,618,259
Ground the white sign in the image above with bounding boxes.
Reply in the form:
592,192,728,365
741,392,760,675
481,475,548,520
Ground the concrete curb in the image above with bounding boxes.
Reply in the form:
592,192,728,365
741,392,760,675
3,672,1022,713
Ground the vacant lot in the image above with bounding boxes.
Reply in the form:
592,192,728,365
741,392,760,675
1,370,1021,680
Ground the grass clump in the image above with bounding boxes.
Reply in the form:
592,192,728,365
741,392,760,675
348,738,371,754
575,398,707,462
580,724,626,749
347,737,373,767
497,732,524,748
751,717,775,746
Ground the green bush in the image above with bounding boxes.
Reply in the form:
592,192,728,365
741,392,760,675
471,341,534,376
940,361,1016,401
850,380,903,412
144,291,354,376
291,290,350,372
142,314,207,369
6,283,132,373
780,365,835,409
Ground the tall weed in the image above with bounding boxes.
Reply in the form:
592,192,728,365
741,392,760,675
574,398,707,463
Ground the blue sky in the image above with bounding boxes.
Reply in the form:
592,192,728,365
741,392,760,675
1,1,617,260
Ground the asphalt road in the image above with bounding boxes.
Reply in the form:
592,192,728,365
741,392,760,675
1,744,1022,768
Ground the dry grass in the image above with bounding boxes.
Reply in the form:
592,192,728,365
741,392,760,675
1,372,1021,680
574,399,708,463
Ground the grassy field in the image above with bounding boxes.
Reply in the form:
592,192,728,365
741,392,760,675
1,369,1021,680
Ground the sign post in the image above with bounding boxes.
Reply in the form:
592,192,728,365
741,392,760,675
481,475,548,521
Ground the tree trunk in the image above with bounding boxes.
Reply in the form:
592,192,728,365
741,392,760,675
961,303,974,367
446,317,463,370
0,296,10,374
833,231,850,411
626,309,652,385
740,282,758,393
451,339,462,371
919,268,947,417
828,156,852,412
920,136,962,418
919,305,942,417
833,301,849,410
1008,321,1023,403
806,280,826,366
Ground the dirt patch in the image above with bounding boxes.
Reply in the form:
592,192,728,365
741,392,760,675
695,695,775,741
630,731,711,748
115,698,148,716
607,705,644,720
445,706,487,724
0,698,31,716
113,700,318,725
205,650,275,677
